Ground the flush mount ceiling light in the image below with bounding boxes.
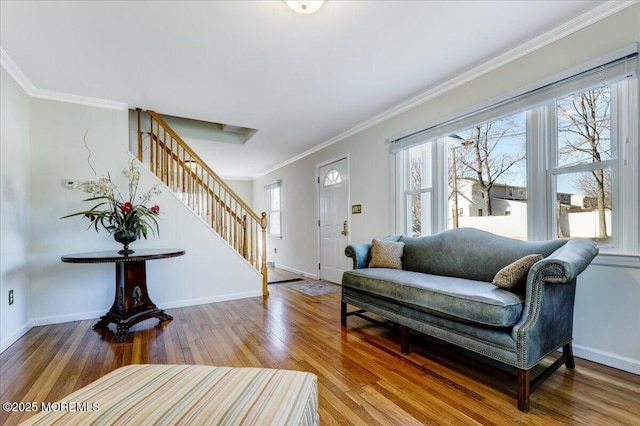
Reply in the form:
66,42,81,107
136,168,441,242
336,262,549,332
284,0,325,14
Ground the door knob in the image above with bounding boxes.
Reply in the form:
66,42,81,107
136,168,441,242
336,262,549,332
341,220,348,236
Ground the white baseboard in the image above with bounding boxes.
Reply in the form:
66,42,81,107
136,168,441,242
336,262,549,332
273,264,318,280
159,290,263,309
2,291,263,353
0,323,33,353
29,291,264,326
573,343,640,375
30,310,106,328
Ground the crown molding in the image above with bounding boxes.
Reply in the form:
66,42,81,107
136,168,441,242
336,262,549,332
2,0,636,180
1,46,36,96
1,46,127,111
220,175,254,182
28,88,128,111
253,0,638,180
377,0,637,124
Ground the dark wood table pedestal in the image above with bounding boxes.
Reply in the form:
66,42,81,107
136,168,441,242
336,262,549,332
61,249,185,343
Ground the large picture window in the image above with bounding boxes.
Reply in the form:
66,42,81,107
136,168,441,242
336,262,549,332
394,48,638,259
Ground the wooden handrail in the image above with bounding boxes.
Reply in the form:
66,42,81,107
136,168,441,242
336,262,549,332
136,109,269,296
147,111,262,224
148,133,244,225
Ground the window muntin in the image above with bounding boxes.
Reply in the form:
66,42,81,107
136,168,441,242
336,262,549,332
552,86,614,245
323,168,342,187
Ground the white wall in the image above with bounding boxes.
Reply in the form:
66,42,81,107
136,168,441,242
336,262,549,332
0,67,31,350
225,178,254,206
457,214,528,241
252,5,640,373
0,74,262,351
562,211,613,239
254,137,394,276
27,98,262,325
573,265,640,373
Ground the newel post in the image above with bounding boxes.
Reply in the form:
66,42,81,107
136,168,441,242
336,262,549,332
261,211,269,297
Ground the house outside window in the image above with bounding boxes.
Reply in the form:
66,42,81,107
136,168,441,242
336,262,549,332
393,48,638,259
448,112,527,239
265,181,282,237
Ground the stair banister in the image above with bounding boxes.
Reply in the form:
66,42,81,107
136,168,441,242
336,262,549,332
136,109,269,297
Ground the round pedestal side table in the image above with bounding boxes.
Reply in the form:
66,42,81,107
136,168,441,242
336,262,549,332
61,249,185,343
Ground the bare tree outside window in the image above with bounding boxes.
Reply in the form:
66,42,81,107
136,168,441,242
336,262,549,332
557,87,611,240
408,146,432,236
400,59,635,250
573,169,612,209
450,113,526,219
410,156,422,235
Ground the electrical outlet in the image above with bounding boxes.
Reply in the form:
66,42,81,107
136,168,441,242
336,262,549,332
8,289,14,305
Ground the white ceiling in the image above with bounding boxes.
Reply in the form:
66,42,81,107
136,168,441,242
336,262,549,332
0,1,626,179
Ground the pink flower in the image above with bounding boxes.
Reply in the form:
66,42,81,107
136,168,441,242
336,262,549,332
122,202,133,213
151,205,160,215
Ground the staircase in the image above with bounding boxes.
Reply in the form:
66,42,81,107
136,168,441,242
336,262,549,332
135,109,269,296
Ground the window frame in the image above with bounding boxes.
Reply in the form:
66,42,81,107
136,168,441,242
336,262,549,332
393,51,639,267
265,181,282,238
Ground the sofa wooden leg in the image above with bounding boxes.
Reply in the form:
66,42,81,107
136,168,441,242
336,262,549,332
400,325,410,354
563,343,576,369
340,301,347,325
518,369,531,412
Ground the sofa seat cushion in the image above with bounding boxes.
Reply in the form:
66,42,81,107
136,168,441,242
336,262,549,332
342,268,525,327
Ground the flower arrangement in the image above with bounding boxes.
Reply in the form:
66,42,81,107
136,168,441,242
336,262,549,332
62,160,161,251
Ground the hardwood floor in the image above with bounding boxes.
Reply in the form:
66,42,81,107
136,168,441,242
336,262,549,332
1,275,638,425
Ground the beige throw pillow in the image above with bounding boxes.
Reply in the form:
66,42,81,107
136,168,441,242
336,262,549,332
368,238,405,269
492,254,543,290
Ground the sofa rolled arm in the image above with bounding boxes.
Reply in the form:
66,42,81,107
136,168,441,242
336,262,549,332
511,239,598,366
345,235,403,270
529,239,599,284
345,243,372,269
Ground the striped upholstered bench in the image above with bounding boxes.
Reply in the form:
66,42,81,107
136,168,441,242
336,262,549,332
20,364,318,425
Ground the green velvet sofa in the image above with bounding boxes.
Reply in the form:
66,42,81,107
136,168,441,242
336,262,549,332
340,228,598,412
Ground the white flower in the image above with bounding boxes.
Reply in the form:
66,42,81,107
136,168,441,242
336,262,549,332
63,160,161,239
78,177,117,197
122,160,140,187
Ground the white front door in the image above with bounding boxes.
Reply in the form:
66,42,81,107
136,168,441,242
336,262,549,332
318,158,349,284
